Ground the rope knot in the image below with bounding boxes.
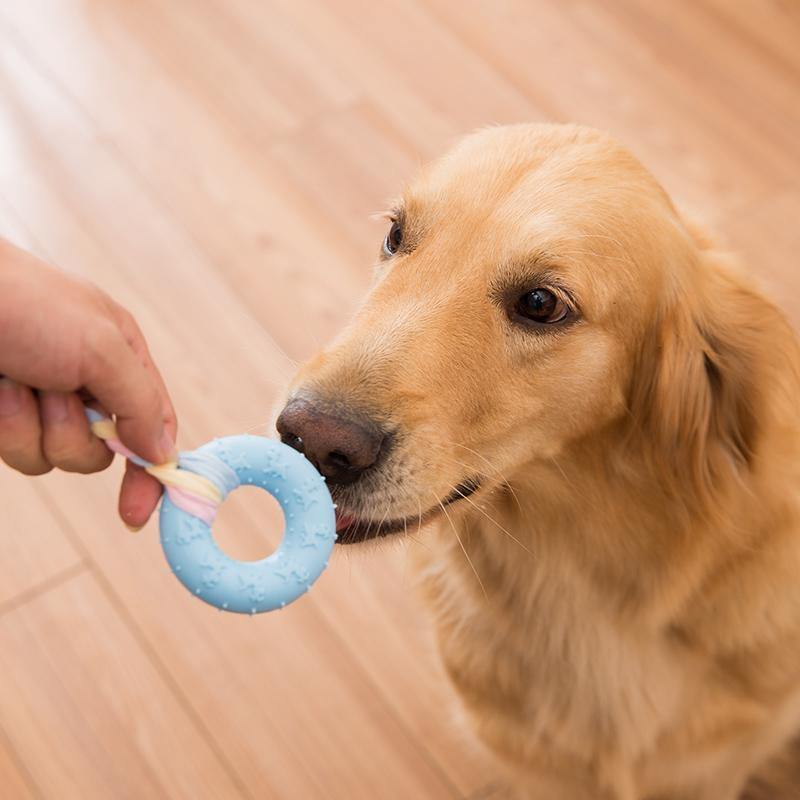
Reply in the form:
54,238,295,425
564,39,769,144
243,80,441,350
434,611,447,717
85,409,239,524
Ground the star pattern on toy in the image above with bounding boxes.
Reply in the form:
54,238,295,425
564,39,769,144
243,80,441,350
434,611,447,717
237,574,268,603
227,450,251,470
293,478,320,510
297,522,334,547
272,556,310,585
316,525,336,542
200,555,227,589
215,447,231,463
175,516,205,545
260,449,288,480
290,563,310,584
272,553,292,581
299,523,321,548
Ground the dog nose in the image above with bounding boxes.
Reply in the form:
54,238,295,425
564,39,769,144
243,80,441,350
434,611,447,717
276,398,385,485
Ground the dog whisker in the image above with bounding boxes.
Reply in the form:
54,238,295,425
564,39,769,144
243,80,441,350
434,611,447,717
239,419,278,435
430,451,534,554
448,442,525,516
404,513,432,553
376,503,391,537
433,492,488,602
450,485,535,559
548,455,578,493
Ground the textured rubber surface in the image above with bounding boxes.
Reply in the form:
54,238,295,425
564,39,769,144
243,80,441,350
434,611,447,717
160,435,336,614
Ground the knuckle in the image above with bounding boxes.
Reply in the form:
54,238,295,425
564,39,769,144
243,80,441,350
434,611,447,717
1,452,52,476
44,441,89,472
117,307,137,332
73,449,114,475
42,426,83,463
44,427,113,473
0,430,40,462
22,461,54,476
109,303,143,349
83,320,122,365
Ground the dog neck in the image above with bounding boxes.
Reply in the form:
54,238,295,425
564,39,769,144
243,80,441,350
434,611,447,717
424,420,765,634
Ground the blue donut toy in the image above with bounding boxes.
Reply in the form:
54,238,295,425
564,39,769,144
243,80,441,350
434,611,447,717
85,408,336,615
159,435,337,614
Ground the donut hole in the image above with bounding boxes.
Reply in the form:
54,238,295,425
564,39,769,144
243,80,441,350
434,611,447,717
211,485,285,562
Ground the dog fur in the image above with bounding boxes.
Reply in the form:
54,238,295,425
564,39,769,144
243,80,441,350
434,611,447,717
284,124,800,799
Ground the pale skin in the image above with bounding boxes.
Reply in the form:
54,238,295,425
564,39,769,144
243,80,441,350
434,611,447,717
0,238,176,528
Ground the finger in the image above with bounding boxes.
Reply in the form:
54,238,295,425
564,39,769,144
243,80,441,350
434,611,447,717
40,390,114,474
93,304,178,527
110,305,178,447
81,321,175,465
0,379,52,475
106,308,178,526
118,460,163,530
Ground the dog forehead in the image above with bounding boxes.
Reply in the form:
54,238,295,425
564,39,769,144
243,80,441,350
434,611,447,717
406,125,652,226
408,136,548,216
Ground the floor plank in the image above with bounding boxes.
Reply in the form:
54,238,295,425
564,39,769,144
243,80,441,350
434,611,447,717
721,190,800,329
0,731,39,800
0,571,247,800
0,0,367,362
0,467,82,610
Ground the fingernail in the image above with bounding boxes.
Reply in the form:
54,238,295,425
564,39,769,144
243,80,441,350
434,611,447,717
124,522,144,533
0,378,22,417
41,392,69,424
158,429,177,463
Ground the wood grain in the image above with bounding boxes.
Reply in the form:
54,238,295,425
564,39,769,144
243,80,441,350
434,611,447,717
0,571,246,799
0,1,797,798
0,731,38,800
0,469,82,611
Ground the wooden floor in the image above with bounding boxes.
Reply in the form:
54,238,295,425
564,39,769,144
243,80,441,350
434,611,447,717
0,1,798,798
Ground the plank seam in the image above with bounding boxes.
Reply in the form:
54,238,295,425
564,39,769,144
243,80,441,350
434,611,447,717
0,560,87,619
0,718,46,800
30,482,256,800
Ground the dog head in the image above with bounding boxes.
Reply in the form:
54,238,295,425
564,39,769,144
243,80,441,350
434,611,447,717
277,124,780,542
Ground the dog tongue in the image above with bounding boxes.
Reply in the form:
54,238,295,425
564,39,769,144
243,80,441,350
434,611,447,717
336,513,355,533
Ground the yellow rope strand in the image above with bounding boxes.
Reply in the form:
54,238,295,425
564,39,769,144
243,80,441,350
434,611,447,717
88,419,222,505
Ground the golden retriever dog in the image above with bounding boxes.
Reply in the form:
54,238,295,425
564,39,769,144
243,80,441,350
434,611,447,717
276,124,800,799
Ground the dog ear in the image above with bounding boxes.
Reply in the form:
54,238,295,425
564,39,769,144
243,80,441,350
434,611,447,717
629,252,777,513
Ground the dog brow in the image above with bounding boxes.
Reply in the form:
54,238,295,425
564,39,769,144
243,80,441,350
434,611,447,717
488,260,579,309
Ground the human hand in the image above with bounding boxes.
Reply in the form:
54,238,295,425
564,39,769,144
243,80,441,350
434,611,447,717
0,238,176,528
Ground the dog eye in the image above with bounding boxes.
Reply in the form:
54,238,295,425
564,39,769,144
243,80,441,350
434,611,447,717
382,221,403,257
514,289,569,325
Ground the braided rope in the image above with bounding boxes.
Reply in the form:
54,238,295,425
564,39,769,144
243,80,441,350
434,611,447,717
85,408,238,524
